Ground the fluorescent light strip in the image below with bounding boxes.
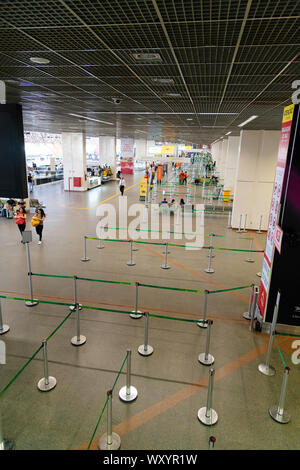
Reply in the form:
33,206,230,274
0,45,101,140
225,131,232,135
69,113,113,125
238,115,258,127
86,112,238,115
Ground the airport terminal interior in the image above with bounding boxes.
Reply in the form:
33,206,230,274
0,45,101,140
0,0,299,451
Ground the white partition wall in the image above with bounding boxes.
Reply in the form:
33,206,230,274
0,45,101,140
223,136,240,192
62,132,87,191
99,136,116,176
135,139,147,159
231,130,280,230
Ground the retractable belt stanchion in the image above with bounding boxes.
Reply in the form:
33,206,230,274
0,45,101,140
132,242,138,252
257,215,263,234
119,350,138,402
245,238,254,262
258,290,281,376
161,242,170,270
37,340,57,392
197,290,209,328
243,284,255,320
130,282,143,319
81,236,90,262
0,300,9,335
0,414,14,451
71,303,86,346
207,233,215,258
249,286,259,332
25,237,39,307
204,244,215,274
162,240,170,255
138,312,154,356
69,275,82,312
99,390,121,450
127,241,136,266
236,214,242,233
241,213,248,233
197,368,218,426
198,320,214,365
269,367,291,424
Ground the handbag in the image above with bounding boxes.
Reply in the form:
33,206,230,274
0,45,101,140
31,217,40,227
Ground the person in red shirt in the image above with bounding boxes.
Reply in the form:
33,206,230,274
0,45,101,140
179,171,185,185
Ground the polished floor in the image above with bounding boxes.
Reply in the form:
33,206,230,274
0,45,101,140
0,172,299,450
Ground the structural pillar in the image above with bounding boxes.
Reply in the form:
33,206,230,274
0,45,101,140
62,132,88,191
99,136,116,177
223,136,240,194
231,130,280,230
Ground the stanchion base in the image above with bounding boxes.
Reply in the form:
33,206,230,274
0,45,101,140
269,406,291,424
0,324,10,335
236,229,242,233
98,432,121,450
204,268,215,274
256,231,262,234
25,300,39,307
198,407,218,426
130,311,143,319
256,272,261,277
69,304,82,311
198,353,214,366
245,258,254,263
138,344,154,356
119,385,138,402
37,376,57,392
258,363,276,376
96,245,105,249
80,257,90,262
243,312,251,320
71,335,86,346
197,321,208,329
207,254,215,258
127,262,136,266
161,264,170,270
132,246,139,252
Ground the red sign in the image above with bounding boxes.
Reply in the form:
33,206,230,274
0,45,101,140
274,225,283,254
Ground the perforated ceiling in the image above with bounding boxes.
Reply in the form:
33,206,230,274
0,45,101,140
0,0,299,144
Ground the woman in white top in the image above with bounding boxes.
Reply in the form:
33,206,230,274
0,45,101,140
119,177,126,196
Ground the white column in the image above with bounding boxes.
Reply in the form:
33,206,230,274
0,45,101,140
50,157,56,171
135,139,147,160
232,130,281,230
98,136,116,176
223,136,240,192
62,132,87,191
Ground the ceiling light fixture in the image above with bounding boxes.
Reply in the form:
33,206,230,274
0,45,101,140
30,57,50,65
238,115,258,127
68,113,113,125
132,53,162,61
225,131,232,135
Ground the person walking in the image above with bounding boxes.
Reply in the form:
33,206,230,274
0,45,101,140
119,177,126,196
32,208,46,244
14,206,26,243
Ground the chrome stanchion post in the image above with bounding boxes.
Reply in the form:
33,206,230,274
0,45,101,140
69,275,82,311
249,286,259,332
138,312,154,356
197,290,209,328
245,238,254,262
99,390,121,450
81,236,90,262
243,284,255,320
241,213,247,233
227,210,232,228
71,303,86,346
207,233,215,258
197,368,218,425
37,340,57,391
161,242,170,269
130,282,143,319
127,241,136,266
204,246,215,274
119,350,138,402
256,215,263,234
0,300,9,335
258,290,281,376
198,320,214,365
236,214,242,233
25,239,39,307
269,367,291,424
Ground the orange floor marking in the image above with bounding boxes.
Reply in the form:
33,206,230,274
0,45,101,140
76,341,268,450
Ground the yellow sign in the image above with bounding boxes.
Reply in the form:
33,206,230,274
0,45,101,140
139,178,148,200
185,146,192,151
161,145,175,155
282,104,294,123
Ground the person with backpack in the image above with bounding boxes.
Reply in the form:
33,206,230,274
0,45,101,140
14,206,26,242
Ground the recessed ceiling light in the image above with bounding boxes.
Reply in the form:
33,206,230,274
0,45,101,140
151,78,174,85
68,113,113,125
225,131,232,135
164,93,182,98
30,57,50,65
186,118,193,121
238,115,258,127
132,53,162,62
